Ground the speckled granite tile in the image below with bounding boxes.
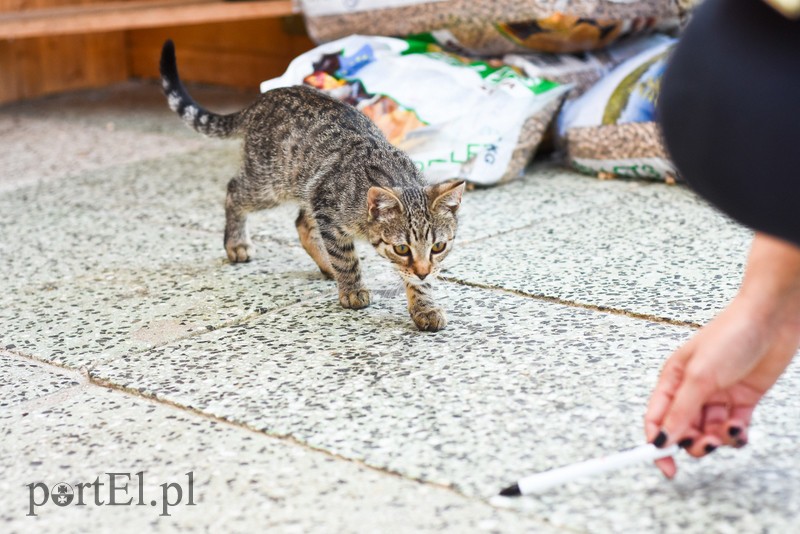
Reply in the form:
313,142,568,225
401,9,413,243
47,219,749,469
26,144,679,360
2,80,653,258
0,353,82,409
0,236,337,368
1,169,339,294
492,366,800,534
0,115,214,193
0,201,221,292
90,285,800,532
446,183,751,325
0,153,650,272
0,387,557,533
2,86,649,253
88,282,800,531
0,81,297,247
457,164,644,243
0,146,303,248
0,171,409,369
0,177,341,368
1,80,257,139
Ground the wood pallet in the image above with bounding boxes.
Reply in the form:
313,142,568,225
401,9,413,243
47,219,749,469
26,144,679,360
0,0,310,105
0,0,295,39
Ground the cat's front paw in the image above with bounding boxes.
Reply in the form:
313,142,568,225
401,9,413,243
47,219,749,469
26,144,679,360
226,241,254,263
339,288,371,309
411,307,447,332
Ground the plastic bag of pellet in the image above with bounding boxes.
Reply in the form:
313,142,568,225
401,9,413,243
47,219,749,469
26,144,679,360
557,37,677,182
261,35,568,186
505,34,674,102
300,0,680,54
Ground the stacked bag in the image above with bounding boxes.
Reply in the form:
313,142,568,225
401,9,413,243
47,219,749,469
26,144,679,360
262,35,568,186
262,1,704,185
554,36,677,181
301,0,682,54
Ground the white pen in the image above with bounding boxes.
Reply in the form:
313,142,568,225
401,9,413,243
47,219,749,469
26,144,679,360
498,443,680,497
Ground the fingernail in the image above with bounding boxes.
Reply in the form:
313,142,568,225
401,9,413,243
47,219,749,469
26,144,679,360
678,438,694,449
728,426,741,438
653,430,668,448
704,444,717,454
734,438,747,448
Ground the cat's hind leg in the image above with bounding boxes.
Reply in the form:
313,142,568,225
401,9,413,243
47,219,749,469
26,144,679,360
314,214,371,309
224,172,278,263
295,209,334,279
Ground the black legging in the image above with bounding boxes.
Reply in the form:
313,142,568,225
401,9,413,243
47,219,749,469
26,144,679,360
658,0,800,248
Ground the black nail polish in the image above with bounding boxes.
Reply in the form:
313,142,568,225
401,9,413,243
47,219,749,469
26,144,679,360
704,444,717,454
678,438,694,449
653,431,668,448
728,426,741,438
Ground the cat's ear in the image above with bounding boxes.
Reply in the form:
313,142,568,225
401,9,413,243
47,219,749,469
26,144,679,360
367,187,403,222
427,180,466,215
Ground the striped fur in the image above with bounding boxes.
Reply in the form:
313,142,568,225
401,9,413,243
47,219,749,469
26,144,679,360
159,40,465,331
160,40,241,138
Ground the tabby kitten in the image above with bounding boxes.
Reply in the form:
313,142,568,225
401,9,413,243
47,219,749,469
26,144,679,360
160,40,465,331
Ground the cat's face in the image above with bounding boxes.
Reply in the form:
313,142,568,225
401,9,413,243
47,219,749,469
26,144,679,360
367,181,465,284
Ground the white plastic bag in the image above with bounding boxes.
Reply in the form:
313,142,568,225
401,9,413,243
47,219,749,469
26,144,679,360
261,35,568,185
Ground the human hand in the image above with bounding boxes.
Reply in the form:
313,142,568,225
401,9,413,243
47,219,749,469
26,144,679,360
644,234,800,478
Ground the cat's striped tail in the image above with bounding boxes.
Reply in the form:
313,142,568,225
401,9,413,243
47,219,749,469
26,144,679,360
159,40,243,138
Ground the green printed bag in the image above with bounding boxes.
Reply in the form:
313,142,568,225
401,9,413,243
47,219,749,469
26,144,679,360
261,35,567,185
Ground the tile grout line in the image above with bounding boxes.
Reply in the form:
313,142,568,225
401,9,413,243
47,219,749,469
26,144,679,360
3,350,474,503
2,348,90,380
0,350,91,413
3,351,572,532
85,374,566,532
439,276,703,330
1,351,572,531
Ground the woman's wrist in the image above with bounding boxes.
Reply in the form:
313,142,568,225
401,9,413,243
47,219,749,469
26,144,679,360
737,233,800,324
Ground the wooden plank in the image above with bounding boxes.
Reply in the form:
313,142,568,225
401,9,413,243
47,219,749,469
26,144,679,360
0,39,26,103
128,42,294,87
5,0,208,18
0,0,295,38
126,16,313,88
0,31,127,105
0,36,46,104
85,30,130,83
0,0,149,15
128,17,306,57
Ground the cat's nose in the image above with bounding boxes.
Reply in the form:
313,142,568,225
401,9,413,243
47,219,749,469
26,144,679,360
413,262,431,280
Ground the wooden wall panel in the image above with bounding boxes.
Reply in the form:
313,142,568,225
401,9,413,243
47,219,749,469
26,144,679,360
0,0,132,105
0,0,156,12
0,0,312,105
126,17,314,89
0,31,128,105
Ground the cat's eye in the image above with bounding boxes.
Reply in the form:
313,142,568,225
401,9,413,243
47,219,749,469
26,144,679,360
431,242,447,254
393,244,411,256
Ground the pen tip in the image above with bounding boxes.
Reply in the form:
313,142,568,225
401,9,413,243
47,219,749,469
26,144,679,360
499,483,521,497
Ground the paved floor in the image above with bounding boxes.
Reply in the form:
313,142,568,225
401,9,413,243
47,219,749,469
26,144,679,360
1,82,798,533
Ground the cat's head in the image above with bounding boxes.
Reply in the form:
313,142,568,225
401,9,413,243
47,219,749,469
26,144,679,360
366,181,466,284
